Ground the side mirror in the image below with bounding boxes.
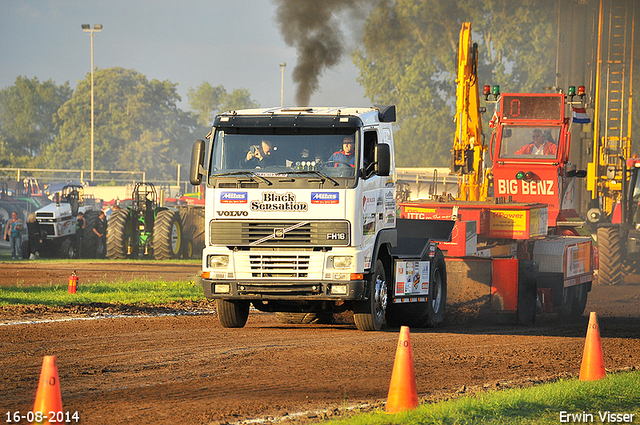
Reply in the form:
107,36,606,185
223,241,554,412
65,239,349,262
190,139,206,186
374,144,390,176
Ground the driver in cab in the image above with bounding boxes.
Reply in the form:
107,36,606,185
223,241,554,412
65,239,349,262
328,136,355,167
514,129,557,156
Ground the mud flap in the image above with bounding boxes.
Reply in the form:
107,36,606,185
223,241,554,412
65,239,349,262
491,258,537,324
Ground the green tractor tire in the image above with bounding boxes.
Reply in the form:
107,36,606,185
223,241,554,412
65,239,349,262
153,209,182,260
107,209,134,259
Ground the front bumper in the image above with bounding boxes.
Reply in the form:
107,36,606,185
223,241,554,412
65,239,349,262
197,276,366,301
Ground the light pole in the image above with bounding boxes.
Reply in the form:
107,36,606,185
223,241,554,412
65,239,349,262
81,24,102,183
280,62,286,108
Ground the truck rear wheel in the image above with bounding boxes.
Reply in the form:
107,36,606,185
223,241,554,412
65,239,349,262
559,286,575,317
354,259,387,331
571,282,589,317
153,209,182,260
597,226,623,285
217,299,250,328
426,249,447,327
385,249,447,328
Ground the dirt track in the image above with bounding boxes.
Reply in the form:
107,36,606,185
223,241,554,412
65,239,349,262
1,261,639,425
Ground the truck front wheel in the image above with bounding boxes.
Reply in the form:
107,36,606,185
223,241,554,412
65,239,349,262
217,299,250,328
354,259,387,331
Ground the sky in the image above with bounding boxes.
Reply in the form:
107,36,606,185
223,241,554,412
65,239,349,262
0,0,369,109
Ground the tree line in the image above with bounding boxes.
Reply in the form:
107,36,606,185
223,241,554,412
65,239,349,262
0,69,257,181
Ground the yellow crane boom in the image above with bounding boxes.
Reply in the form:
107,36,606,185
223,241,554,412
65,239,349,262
451,22,487,201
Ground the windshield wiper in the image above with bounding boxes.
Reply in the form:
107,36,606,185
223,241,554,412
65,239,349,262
287,170,340,186
211,171,273,186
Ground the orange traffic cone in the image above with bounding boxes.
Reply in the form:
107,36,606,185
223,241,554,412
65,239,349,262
32,356,63,424
386,326,419,413
579,312,606,381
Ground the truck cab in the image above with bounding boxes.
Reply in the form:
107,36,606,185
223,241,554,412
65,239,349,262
190,106,403,330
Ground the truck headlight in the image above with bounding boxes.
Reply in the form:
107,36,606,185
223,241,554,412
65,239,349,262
208,255,229,268
331,256,352,269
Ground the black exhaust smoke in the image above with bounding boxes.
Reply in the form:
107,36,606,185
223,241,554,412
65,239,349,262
273,0,375,106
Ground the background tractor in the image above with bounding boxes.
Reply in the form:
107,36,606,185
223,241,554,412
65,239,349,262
596,159,640,285
106,182,183,260
33,184,100,259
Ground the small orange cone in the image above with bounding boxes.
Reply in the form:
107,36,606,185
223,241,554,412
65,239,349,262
579,312,606,381
386,326,419,413
32,356,64,424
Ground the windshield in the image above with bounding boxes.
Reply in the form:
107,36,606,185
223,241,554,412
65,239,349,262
497,126,561,159
208,128,359,178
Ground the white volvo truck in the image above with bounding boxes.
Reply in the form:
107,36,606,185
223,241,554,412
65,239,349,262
190,105,453,331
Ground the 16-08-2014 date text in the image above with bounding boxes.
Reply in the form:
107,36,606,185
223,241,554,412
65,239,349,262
6,411,79,423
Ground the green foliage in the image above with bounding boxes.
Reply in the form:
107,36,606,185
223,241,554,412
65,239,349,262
187,82,259,127
36,67,198,180
0,277,204,306
0,76,72,166
354,0,557,167
0,69,261,181
325,371,640,424
220,88,259,112
187,82,226,127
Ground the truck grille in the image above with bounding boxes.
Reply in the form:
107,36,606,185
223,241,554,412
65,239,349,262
250,254,310,278
210,220,350,246
237,281,321,296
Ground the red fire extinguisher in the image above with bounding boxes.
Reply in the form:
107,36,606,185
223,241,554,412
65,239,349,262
68,270,78,294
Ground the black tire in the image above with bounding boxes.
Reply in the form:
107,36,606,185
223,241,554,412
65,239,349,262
275,311,334,324
60,238,75,259
182,238,194,259
216,299,250,328
559,285,575,317
597,226,623,285
21,240,31,259
82,211,101,258
354,259,387,331
385,249,447,328
153,209,182,260
426,249,447,327
107,209,133,259
571,283,589,317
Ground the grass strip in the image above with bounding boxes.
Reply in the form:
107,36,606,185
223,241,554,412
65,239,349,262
0,279,205,306
327,371,640,424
